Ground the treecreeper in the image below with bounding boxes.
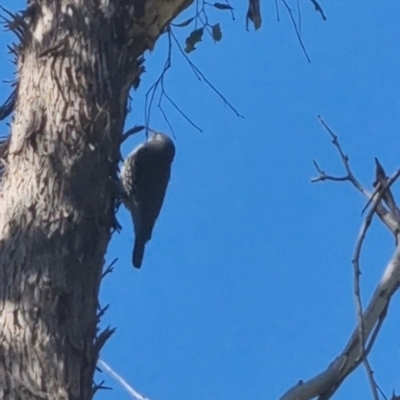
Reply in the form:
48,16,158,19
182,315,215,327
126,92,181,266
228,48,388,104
120,132,176,268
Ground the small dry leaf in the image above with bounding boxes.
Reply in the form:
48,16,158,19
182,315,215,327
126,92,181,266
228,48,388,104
173,17,195,27
246,0,262,30
211,23,222,42
213,3,234,10
185,27,204,53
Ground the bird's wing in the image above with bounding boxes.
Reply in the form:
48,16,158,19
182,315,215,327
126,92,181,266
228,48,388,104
133,144,173,241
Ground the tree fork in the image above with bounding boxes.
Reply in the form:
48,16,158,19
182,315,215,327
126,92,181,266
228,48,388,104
0,0,193,398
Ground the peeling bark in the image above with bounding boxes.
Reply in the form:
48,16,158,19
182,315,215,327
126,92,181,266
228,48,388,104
0,0,193,398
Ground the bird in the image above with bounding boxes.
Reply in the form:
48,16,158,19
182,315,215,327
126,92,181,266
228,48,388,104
120,131,175,268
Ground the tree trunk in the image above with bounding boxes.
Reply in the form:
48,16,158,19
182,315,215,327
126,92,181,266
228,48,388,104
0,0,193,398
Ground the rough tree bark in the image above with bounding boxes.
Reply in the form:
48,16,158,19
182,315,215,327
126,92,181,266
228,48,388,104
0,0,193,398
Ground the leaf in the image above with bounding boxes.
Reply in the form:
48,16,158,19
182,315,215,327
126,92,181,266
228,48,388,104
172,17,195,28
211,23,222,42
185,27,204,53
213,2,234,10
249,13,262,30
246,0,262,30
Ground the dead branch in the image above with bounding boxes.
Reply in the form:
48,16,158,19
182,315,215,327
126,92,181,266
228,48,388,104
279,118,400,400
313,116,400,237
351,168,400,400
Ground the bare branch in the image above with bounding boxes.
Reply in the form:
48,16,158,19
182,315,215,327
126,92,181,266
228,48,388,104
311,159,349,182
312,116,400,236
353,169,400,274
281,118,400,400
313,116,367,194
352,168,400,299
279,356,347,400
351,168,400,400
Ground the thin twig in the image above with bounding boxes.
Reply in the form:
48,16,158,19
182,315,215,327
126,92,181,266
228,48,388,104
102,258,118,279
362,358,379,400
145,30,173,132
92,379,112,397
312,117,400,236
170,30,244,118
314,115,367,194
280,0,311,63
376,383,388,400
274,0,280,21
97,303,110,321
296,0,302,32
311,159,349,182
145,29,202,134
98,359,153,400
163,88,202,132
310,0,327,20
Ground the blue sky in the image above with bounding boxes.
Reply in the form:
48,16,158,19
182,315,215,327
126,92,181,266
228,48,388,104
1,0,400,399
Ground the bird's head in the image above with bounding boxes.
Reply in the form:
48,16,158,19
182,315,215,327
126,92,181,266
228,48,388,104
149,131,170,142
148,131,175,163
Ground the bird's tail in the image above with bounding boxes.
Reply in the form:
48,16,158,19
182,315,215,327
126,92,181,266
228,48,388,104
133,236,146,269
